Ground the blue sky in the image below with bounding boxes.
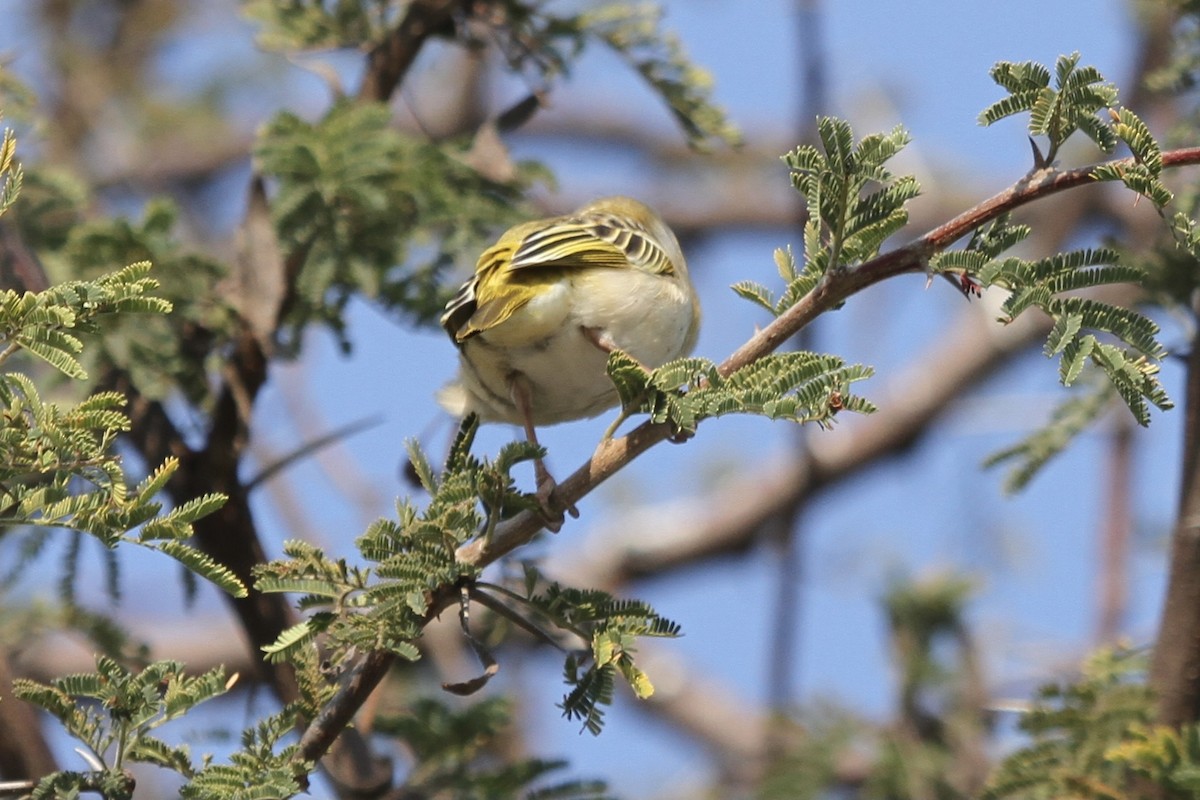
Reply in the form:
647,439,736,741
2,1,1183,796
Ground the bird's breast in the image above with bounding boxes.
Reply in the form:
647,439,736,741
451,268,698,426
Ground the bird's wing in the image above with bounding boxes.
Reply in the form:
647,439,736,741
510,212,676,276
440,212,675,343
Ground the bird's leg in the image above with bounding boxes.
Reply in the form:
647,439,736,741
582,326,648,371
508,373,579,531
584,326,650,440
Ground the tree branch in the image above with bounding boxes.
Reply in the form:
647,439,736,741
357,0,467,103
0,652,57,781
293,146,1200,768
546,298,1082,588
458,147,1200,569
1150,293,1200,726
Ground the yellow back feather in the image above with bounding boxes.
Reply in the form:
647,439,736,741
441,196,686,343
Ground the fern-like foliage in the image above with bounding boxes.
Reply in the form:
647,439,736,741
776,117,918,284
180,708,311,800
929,218,1171,429
984,377,1118,493
255,416,539,675
980,53,1173,205
374,697,610,798
242,0,397,50
984,647,1159,799
1107,722,1200,797
979,52,1118,164
733,246,823,318
607,349,874,439
0,262,241,595
13,656,233,799
246,1,738,151
255,101,532,351
473,579,681,736
1092,106,1174,207
20,194,236,405
0,260,170,378
576,3,741,149
0,121,21,218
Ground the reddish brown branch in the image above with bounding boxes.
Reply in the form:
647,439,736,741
292,146,1200,768
357,0,467,103
1150,294,1200,727
458,147,1200,570
0,653,57,780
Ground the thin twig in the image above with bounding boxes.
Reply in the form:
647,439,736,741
358,0,466,103
457,147,1200,569
295,146,1200,768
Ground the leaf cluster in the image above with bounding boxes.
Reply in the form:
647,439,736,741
255,416,540,671
984,647,1161,799
931,216,1171,486
255,415,684,737
243,0,400,50
13,656,233,799
578,3,741,149
776,117,918,283
0,261,170,380
375,697,610,799
255,101,532,352
608,348,875,439
1107,722,1200,798
0,121,20,217
984,375,1118,493
0,261,241,595
18,657,307,800
180,709,311,800
980,53,1173,204
1091,106,1173,207
733,246,823,318
488,580,681,736
1141,187,1200,308
245,1,738,150
979,52,1118,164
449,1,740,150
17,193,236,405
932,219,1170,426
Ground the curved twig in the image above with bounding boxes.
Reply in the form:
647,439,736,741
458,147,1200,568
297,145,1200,766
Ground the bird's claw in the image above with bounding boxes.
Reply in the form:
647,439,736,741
534,465,579,533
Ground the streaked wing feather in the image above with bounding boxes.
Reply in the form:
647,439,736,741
510,213,675,275
440,275,478,340
442,208,675,343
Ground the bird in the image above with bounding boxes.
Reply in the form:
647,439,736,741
438,196,700,522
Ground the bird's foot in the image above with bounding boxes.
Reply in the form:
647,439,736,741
534,462,579,533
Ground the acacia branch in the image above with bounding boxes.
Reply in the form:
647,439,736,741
458,146,1200,569
1151,292,1200,726
294,145,1200,768
112,5,494,790
357,0,467,103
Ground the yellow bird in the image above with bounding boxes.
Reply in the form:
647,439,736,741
439,196,701,514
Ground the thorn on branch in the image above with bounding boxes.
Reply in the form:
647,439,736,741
1029,136,1050,170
